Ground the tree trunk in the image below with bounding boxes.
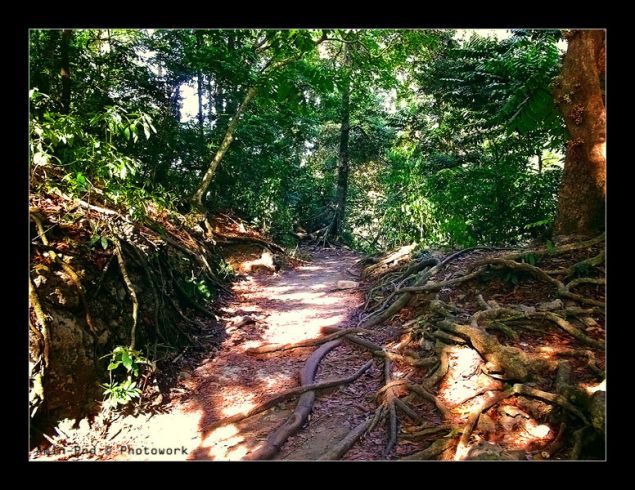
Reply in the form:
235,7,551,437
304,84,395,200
333,43,352,239
171,83,181,121
190,86,258,210
554,30,606,235
60,29,72,114
214,80,225,135
207,77,214,127
196,32,204,130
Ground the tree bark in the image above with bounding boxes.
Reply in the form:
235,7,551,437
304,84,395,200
554,30,606,235
60,29,73,114
171,84,181,121
207,77,214,127
196,32,204,130
333,42,352,239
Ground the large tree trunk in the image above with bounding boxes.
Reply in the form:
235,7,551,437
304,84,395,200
554,30,606,235
333,43,352,239
197,74,204,129
60,29,72,114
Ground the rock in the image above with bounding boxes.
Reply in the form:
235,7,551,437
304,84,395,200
335,280,359,290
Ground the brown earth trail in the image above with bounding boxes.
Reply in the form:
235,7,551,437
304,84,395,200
32,247,385,461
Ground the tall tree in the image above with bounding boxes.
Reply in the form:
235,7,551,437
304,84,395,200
196,32,204,130
60,29,73,113
554,30,605,235
332,41,351,239
189,30,327,213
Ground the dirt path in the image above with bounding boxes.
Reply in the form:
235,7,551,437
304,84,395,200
32,242,605,461
35,247,394,461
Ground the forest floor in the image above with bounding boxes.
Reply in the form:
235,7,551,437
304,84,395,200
30,238,605,461
31,247,389,460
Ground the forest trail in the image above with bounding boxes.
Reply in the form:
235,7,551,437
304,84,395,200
183,247,368,461
42,247,381,461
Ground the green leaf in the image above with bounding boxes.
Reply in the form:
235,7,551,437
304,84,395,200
107,361,121,371
101,236,109,249
121,350,132,371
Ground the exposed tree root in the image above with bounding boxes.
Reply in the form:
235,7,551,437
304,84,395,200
567,249,604,278
401,437,455,460
474,257,605,308
29,279,51,368
206,357,372,434
438,320,550,381
351,235,605,461
401,424,450,439
245,328,367,354
31,212,98,336
405,383,451,419
455,389,510,460
339,332,437,367
468,305,604,349
381,359,398,457
245,340,372,460
527,311,604,348
422,346,450,389
317,416,375,460
394,397,423,423
360,246,520,328
113,237,139,349
504,233,604,261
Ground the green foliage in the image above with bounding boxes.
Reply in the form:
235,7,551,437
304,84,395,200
30,28,568,255
182,276,213,302
571,261,593,278
101,378,142,407
519,252,540,266
101,346,150,408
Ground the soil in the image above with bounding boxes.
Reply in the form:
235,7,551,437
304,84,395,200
30,247,384,461
29,241,605,461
